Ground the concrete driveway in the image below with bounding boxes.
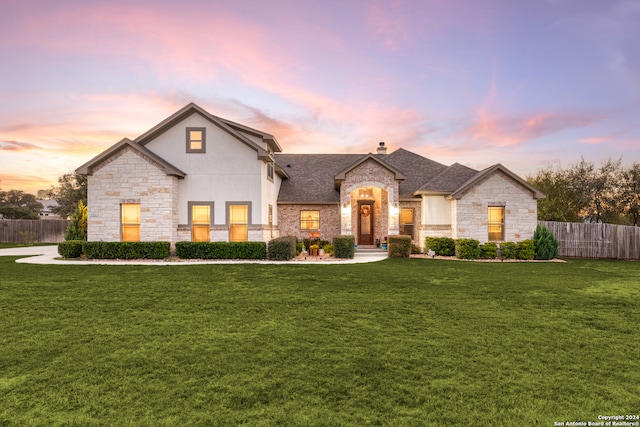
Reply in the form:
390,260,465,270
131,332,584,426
0,245,388,265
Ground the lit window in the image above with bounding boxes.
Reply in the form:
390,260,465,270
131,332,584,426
400,208,414,239
121,203,140,242
488,206,505,241
300,210,319,230
229,204,248,242
186,127,206,153
191,204,211,242
268,205,273,227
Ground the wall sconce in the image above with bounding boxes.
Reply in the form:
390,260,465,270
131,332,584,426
342,203,350,215
390,204,399,215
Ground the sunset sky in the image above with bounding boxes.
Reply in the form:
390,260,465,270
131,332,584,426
1,0,639,195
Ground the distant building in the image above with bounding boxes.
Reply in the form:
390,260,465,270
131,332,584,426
37,199,62,219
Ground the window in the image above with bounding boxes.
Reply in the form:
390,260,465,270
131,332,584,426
190,203,213,242
300,210,319,230
121,203,140,242
229,204,249,242
268,205,273,227
399,208,414,239
488,206,505,241
186,127,206,153
267,162,274,181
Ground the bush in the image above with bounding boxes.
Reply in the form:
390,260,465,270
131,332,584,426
455,239,481,259
64,200,87,241
480,242,498,259
425,237,455,256
267,236,297,261
83,242,170,259
322,243,334,255
517,239,535,260
58,240,83,258
534,225,559,260
333,235,355,259
499,242,517,260
388,235,411,258
175,241,266,260
411,244,422,254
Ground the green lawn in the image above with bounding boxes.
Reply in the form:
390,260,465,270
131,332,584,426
1,256,638,426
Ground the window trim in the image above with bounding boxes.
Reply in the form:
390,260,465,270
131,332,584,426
121,203,140,242
300,210,320,231
399,207,415,239
188,201,214,242
267,162,274,182
488,206,505,241
226,202,251,242
186,127,206,153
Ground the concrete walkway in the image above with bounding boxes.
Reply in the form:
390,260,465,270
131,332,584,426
0,245,388,266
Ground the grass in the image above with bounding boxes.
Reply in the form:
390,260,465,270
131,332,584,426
0,256,639,426
0,243,57,249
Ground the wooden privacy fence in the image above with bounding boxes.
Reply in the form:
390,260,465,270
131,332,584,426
0,219,70,243
539,221,640,260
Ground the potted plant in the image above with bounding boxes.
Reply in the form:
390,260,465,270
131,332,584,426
309,244,320,256
381,237,388,250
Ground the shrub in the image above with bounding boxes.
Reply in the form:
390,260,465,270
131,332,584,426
267,236,297,261
333,235,355,259
480,242,498,259
534,225,559,260
499,242,517,260
322,243,334,255
83,242,170,259
517,239,535,260
411,244,422,254
455,239,481,259
64,200,87,241
425,237,455,256
175,241,266,260
58,240,83,258
296,242,303,255
388,235,411,258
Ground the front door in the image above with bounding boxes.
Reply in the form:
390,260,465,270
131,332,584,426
358,201,374,245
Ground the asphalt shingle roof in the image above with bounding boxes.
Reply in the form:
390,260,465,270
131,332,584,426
275,148,481,203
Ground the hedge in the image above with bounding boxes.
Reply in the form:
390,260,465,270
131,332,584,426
175,241,266,260
480,242,498,259
388,235,411,258
267,236,297,261
333,235,355,259
517,239,535,260
58,240,84,258
425,237,456,256
498,242,518,260
455,239,481,260
82,241,170,259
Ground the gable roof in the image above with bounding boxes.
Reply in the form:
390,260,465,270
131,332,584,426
334,153,406,186
449,163,546,200
134,102,277,160
381,148,449,198
275,154,363,203
415,163,478,195
76,138,186,178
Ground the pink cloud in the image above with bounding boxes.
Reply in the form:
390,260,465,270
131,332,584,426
0,140,41,151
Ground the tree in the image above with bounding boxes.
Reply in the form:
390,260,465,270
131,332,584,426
566,157,621,223
527,164,582,222
64,200,88,241
620,162,640,226
0,188,43,219
50,173,87,219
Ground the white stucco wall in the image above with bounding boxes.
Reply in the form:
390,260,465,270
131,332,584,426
143,113,278,236
452,171,538,243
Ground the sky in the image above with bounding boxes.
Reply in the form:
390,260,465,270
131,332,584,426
1,0,639,195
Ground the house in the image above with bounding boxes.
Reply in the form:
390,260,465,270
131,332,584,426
77,103,544,249
37,199,62,219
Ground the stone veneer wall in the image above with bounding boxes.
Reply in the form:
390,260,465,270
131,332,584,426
341,159,400,237
87,147,179,243
452,171,538,243
277,204,340,241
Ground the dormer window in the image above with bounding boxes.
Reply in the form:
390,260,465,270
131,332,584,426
186,127,206,153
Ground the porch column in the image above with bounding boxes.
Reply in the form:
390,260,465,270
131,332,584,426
340,191,352,235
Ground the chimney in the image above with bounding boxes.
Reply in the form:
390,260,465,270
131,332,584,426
377,141,387,155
